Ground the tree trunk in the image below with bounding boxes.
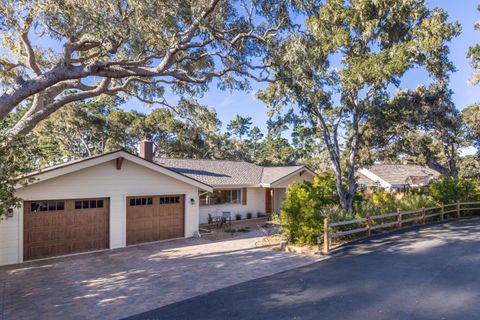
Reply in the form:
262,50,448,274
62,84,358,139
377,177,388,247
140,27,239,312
344,107,360,213
311,103,357,214
426,156,451,176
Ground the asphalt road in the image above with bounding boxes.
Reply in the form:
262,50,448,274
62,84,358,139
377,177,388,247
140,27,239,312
126,218,480,320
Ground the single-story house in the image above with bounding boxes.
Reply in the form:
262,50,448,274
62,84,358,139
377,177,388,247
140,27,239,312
357,163,441,193
0,141,315,266
156,157,316,224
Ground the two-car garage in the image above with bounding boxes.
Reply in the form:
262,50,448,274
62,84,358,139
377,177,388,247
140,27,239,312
23,194,186,260
0,149,212,266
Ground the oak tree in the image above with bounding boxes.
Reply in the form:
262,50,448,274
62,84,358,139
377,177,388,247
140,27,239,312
260,0,460,212
0,0,306,142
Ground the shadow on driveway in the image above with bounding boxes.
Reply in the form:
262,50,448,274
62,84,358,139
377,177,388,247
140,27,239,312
126,218,480,320
0,232,319,320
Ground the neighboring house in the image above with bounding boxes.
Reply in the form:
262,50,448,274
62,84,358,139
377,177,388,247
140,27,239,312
0,141,315,267
357,164,441,193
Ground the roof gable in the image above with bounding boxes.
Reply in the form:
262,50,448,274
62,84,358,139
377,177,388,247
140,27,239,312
361,164,440,186
19,150,213,192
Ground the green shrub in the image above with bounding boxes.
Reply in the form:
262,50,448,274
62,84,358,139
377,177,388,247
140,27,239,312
396,193,436,210
354,191,436,216
429,177,480,204
270,212,281,224
311,173,339,206
280,181,323,245
224,227,236,234
279,174,349,245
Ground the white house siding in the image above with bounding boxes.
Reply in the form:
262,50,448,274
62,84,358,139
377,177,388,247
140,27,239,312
199,187,265,224
0,213,20,267
1,159,199,266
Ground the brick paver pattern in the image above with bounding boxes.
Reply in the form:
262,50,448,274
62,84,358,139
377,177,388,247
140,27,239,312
0,233,320,320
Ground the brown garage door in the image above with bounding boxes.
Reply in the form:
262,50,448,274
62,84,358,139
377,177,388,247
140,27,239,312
24,198,109,261
126,195,184,245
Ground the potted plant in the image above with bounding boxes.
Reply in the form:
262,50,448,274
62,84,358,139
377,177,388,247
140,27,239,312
235,213,242,220
246,212,252,219
256,212,266,218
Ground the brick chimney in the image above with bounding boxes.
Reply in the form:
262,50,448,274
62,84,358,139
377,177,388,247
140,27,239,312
140,139,154,162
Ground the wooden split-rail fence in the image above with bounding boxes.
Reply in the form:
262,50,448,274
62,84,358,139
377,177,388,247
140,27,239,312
323,201,480,253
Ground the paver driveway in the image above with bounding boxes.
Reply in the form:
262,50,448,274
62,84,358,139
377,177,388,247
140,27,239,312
129,218,480,320
0,231,321,320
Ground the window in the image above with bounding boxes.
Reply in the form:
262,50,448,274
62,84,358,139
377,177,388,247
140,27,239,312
31,201,65,212
159,196,180,205
75,199,105,209
199,189,241,206
129,197,153,206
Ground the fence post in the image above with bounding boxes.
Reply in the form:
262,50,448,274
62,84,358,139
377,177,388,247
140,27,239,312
397,208,402,228
366,214,371,236
456,201,460,218
422,207,426,224
323,218,329,254
440,203,444,221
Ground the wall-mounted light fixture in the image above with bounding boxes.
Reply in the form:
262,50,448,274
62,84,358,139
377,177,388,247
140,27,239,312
190,198,195,205
6,208,14,218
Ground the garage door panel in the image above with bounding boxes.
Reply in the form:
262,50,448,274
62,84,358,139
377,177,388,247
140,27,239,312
24,198,109,261
126,195,184,245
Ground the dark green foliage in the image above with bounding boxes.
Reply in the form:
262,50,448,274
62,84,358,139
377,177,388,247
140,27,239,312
0,140,37,216
429,177,480,204
227,115,253,139
260,0,461,212
462,104,480,156
280,174,338,245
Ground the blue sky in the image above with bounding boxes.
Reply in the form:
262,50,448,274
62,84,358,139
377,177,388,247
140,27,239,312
140,0,479,133
14,1,480,134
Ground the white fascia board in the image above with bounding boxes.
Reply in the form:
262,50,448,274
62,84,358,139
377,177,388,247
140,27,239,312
358,168,391,188
211,184,262,189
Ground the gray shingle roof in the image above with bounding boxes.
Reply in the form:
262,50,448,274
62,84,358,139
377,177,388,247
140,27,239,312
155,158,309,187
363,164,440,185
356,172,378,186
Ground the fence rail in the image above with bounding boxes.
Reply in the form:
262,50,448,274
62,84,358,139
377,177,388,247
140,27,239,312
323,201,480,253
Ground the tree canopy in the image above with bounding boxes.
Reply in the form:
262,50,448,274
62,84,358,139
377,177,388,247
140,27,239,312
0,0,478,218
259,0,460,212
0,0,311,141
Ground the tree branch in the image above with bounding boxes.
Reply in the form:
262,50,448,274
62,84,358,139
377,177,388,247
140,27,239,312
4,78,112,141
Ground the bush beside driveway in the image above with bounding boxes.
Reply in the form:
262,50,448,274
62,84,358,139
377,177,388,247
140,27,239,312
0,231,320,320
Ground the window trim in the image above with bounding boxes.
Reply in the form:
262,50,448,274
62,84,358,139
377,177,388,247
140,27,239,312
74,199,105,210
159,196,181,205
199,189,242,206
30,200,65,212
129,197,153,206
